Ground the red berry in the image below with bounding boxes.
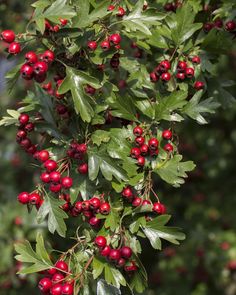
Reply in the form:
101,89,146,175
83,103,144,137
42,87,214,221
132,197,142,207
74,201,83,213
100,245,111,257
117,7,125,17
100,202,111,215
40,172,51,183
164,143,173,152
82,200,90,211
185,67,195,78
101,40,110,50
150,72,159,82
225,20,236,31
176,72,185,80
137,156,145,166
135,136,145,146
61,283,73,295
148,138,159,150
8,42,21,54
44,160,58,171
34,73,47,83
20,64,34,80
89,216,101,228
38,150,50,162
20,138,31,149
17,192,29,204
177,61,187,72
159,60,171,72
203,22,214,33
77,163,88,174
53,25,60,32
133,126,143,137
89,197,101,210
42,82,52,91
109,249,121,261
124,261,138,272
61,177,73,189
16,130,27,140
25,122,34,132
60,18,68,26
194,81,204,90
142,199,151,206
49,183,62,193
162,129,172,140
25,51,38,65
130,147,141,159
43,50,55,64
140,144,149,155
120,246,132,259
122,187,133,200
50,283,63,295
164,3,175,11
55,260,69,273
87,40,97,51
34,61,48,75
95,236,107,248
48,268,57,275
19,113,29,125
38,277,52,293
109,33,121,45
50,171,61,183
191,56,201,64
1,30,15,43
29,193,41,205
83,210,93,219
107,5,115,11
85,84,96,95
161,72,171,82
153,202,166,214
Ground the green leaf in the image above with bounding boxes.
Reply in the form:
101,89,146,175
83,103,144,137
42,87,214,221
15,233,52,274
104,264,126,288
93,257,105,280
104,209,120,231
37,195,68,237
91,130,111,146
182,90,220,124
97,279,121,295
129,268,147,293
58,66,100,122
0,109,20,126
154,155,196,187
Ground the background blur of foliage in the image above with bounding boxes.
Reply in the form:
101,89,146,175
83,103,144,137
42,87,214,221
0,1,236,295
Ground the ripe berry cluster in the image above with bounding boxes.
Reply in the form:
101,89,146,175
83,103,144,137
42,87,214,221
0,29,21,54
42,78,66,100
107,5,126,17
95,236,137,272
66,141,88,175
38,260,74,295
45,18,68,33
20,50,54,83
87,32,122,52
204,19,236,33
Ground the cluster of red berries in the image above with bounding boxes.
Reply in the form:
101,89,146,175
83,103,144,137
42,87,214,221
0,29,21,54
70,197,111,228
203,19,236,33
122,186,166,215
17,191,43,207
95,236,137,272
107,5,126,17
87,33,122,52
45,18,68,34
20,49,54,83
42,78,66,100
164,1,182,12
67,141,88,175
38,260,74,295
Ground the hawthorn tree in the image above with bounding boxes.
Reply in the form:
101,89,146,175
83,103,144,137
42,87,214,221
0,0,236,294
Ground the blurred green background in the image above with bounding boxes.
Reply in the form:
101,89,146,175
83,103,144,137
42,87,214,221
1,1,236,295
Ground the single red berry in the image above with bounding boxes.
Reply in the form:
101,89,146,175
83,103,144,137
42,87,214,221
214,18,223,28
38,150,50,162
191,56,201,64
38,277,52,293
148,138,159,150
19,113,29,125
87,40,97,51
153,202,166,214
89,216,101,228
85,84,96,95
164,143,174,152
194,81,205,90
100,245,111,257
29,193,41,205
150,72,159,82
83,210,93,219
117,7,125,17
61,177,73,189
132,197,142,207
77,163,88,174
17,192,29,204
177,61,187,72
53,25,60,32
59,18,68,26
130,147,141,159
24,122,35,132
176,72,185,80
164,3,175,11
162,129,172,140
74,201,83,213
122,187,133,199
140,144,149,155
42,82,52,91
133,126,143,137
225,20,236,31
135,136,145,146
16,129,27,140
50,171,61,183
124,261,138,272
159,60,171,72
55,260,68,273
40,172,51,183
49,183,62,193
203,22,214,33
44,159,58,171
50,283,63,295
20,64,34,80
185,67,195,78
95,236,107,248
109,33,121,45
82,200,90,211
34,61,48,75
61,202,71,212
137,155,145,166
101,40,110,50
25,51,38,65
142,199,151,206
77,143,87,154
100,202,111,215
117,258,126,268
109,249,121,261
43,50,55,64
61,283,73,295
34,73,47,83
1,30,15,43
47,268,57,275
161,72,171,82
20,138,32,149
107,5,115,11
89,197,101,210
120,246,132,259
8,42,21,54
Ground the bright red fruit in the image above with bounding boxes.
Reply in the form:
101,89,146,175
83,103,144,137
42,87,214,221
43,50,55,64
194,81,205,90
100,202,111,215
61,177,73,189
1,30,15,43
44,159,58,171
117,7,125,17
77,163,88,174
137,156,145,166
50,171,61,183
89,197,101,210
225,20,236,31
38,277,52,293
8,42,21,54
29,193,41,205
101,40,110,50
20,64,34,80
148,138,159,150
159,60,171,72
132,197,142,207
17,192,29,204
191,56,201,64
61,283,73,295
55,260,69,273
50,283,63,295
162,129,172,140
120,246,132,259
87,41,97,51
185,67,195,78
130,147,141,158
109,249,121,261
109,33,121,45
133,126,143,137
19,113,29,125
164,143,174,152
60,19,68,26
38,150,50,162
100,245,111,257
161,72,171,82
34,61,48,75
25,51,38,64
95,236,107,248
